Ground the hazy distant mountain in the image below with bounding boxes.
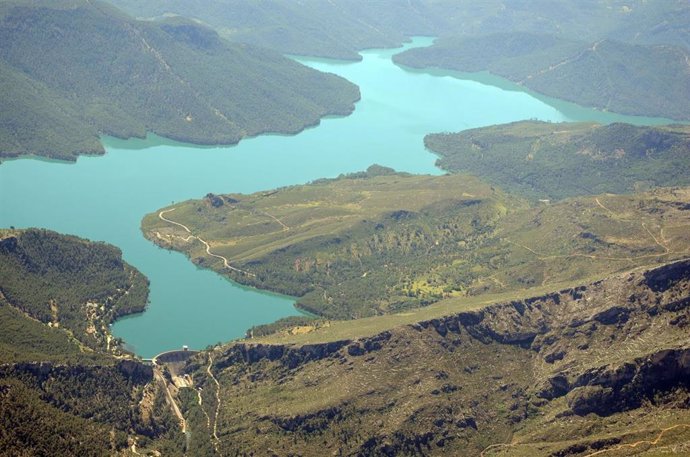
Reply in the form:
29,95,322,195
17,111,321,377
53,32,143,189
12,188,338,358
0,0,359,161
395,33,690,121
106,0,690,59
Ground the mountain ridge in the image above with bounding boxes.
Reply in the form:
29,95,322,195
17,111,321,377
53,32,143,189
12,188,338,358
180,258,690,456
0,0,359,161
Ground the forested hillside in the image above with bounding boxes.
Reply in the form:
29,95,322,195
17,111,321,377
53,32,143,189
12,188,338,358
394,33,690,120
0,229,184,456
106,0,690,59
426,121,690,201
142,170,690,321
0,228,148,352
0,0,359,160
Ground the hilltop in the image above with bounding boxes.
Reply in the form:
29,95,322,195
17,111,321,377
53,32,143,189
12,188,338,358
0,0,359,161
142,168,690,322
0,228,149,356
426,121,690,201
394,33,690,121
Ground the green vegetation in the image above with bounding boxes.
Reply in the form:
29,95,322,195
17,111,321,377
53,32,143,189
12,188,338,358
0,228,148,352
0,228,185,456
0,296,99,364
142,169,690,322
177,387,216,457
0,380,118,457
426,121,690,201
108,0,414,60
191,259,690,456
143,168,521,318
247,315,322,338
0,0,358,160
106,0,690,59
394,32,690,120
0,362,184,457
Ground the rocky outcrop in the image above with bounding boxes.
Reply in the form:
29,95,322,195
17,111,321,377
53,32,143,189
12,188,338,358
564,347,690,415
202,259,690,456
216,340,351,370
268,406,344,433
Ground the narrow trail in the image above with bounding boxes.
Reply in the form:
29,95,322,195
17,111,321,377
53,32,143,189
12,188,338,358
197,388,217,454
582,423,690,457
519,40,604,84
207,355,222,451
255,209,290,232
480,442,515,457
153,367,186,434
642,222,670,254
506,238,676,263
479,423,690,456
595,197,616,217
158,208,255,277
505,195,686,263
596,196,671,254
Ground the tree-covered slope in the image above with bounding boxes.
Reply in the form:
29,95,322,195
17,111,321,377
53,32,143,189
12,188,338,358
0,228,184,456
394,33,690,120
142,168,521,319
184,259,690,456
0,0,359,161
425,121,690,201
106,0,690,60
142,169,690,320
0,228,148,352
106,0,434,60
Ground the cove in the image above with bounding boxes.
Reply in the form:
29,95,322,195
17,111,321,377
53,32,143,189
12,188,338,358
0,37,675,358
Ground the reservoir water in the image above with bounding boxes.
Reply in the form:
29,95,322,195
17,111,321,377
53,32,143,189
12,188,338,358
0,38,675,357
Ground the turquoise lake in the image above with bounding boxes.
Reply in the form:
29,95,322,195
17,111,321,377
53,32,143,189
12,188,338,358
0,37,675,358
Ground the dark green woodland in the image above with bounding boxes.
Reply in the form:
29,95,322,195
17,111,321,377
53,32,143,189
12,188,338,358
0,0,358,161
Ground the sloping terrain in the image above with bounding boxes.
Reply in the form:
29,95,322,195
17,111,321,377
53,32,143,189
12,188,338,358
394,33,690,121
0,228,148,352
0,229,185,456
106,0,690,59
142,168,522,318
0,0,359,160
142,169,690,320
180,259,690,456
426,121,690,201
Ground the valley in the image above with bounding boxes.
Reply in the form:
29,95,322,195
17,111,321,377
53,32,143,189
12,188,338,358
2,34,662,357
1,1,689,455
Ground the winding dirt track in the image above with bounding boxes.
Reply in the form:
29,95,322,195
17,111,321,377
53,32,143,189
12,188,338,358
153,367,186,433
582,423,690,457
207,355,222,451
158,208,255,277
479,423,690,457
